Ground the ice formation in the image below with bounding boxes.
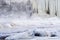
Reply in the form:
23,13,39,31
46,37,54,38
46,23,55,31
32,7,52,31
0,0,60,40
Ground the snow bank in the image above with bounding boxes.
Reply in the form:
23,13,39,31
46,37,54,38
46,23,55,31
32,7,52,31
0,17,60,40
5,27,60,40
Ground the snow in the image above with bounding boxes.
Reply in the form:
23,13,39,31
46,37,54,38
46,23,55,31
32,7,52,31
0,0,60,40
0,17,60,40
0,17,59,40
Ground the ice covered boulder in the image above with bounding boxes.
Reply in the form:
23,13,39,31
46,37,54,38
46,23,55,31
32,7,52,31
31,28,48,37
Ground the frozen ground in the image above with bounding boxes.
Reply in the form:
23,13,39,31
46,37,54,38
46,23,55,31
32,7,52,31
0,17,60,40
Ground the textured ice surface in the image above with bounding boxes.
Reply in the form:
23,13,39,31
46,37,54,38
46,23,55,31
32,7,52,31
0,17,60,40
0,0,60,40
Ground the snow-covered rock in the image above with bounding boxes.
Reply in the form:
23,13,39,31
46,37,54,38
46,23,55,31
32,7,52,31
5,31,33,40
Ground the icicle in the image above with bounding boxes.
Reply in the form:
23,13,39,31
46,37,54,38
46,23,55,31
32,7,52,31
46,0,50,15
55,5,57,16
45,0,50,15
55,0,58,16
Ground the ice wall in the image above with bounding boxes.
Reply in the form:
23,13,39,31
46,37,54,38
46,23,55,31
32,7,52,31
37,0,59,17
31,0,60,17
0,0,33,18
0,0,60,18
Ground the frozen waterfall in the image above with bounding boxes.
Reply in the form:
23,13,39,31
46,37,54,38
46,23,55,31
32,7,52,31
0,0,60,18
0,0,60,40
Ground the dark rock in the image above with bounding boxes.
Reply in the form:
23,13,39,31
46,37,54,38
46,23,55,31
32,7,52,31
0,36,9,40
34,33,42,37
51,34,57,37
